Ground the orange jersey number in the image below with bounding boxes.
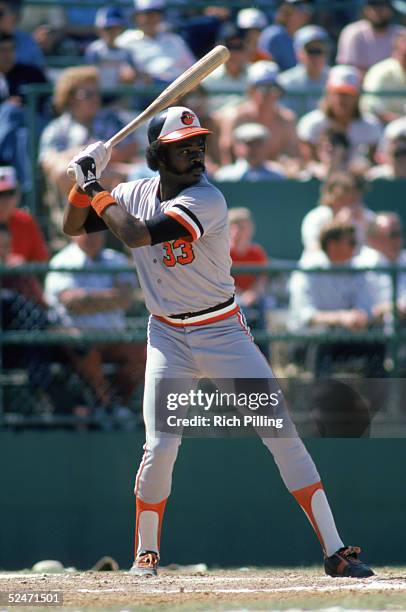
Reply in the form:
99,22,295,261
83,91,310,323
163,240,195,267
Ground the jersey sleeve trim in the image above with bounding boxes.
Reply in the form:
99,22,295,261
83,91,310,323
165,209,200,241
168,204,204,240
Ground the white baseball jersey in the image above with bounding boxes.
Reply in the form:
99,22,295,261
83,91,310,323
112,175,235,317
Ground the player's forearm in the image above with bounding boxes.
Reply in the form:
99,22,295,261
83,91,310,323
63,201,89,236
101,204,151,248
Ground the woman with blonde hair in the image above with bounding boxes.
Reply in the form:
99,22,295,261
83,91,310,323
39,66,138,195
39,65,138,248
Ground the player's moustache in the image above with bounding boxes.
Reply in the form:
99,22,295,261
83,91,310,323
189,161,205,172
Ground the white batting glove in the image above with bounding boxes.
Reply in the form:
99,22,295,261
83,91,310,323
68,141,112,191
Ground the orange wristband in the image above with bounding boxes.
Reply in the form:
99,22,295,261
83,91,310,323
68,184,91,208
91,190,117,217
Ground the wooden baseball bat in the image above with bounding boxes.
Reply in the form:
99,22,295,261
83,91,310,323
67,45,229,179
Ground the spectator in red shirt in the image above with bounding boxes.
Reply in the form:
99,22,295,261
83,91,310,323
229,207,269,357
0,166,48,262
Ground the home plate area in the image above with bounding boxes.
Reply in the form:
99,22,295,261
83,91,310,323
1,568,406,610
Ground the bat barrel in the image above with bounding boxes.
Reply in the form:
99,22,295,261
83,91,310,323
66,45,230,180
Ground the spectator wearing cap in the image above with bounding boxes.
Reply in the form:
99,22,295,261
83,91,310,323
84,7,137,88
336,0,403,73
0,1,44,68
367,133,406,177
0,166,48,262
116,0,195,84
214,123,286,181
202,28,250,112
297,65,382,164
279,25,330,116
217,60,299,167
258,0,312,71
361,29,406,123
236,8,271,63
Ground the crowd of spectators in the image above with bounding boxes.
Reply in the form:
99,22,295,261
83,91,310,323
2,0,406,425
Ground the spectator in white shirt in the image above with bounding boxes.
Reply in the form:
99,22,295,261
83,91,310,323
361,29,406,123
336,0,403,74
355,212,406,320
116,0,195,84
297,65,382,164
45,232,146,415
289,220,384,377
279,25,330,116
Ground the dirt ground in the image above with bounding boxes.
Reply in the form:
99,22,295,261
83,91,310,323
1,567,406,611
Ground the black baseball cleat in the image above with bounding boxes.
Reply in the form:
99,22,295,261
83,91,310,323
129,551,159,577
324,546,374,578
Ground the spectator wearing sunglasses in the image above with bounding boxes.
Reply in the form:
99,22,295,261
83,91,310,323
337,0,403,74
217,60,299,168
39,66,138,249
39,66,138,191
355,213,406,321
279,25,330,116
258,0,312,71
202,29,250,113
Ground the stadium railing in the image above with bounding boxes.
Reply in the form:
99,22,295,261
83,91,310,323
0,262,404,427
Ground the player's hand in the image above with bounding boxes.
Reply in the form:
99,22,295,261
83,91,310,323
68,142,112,190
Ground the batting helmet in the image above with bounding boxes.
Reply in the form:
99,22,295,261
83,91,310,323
147,106,212,144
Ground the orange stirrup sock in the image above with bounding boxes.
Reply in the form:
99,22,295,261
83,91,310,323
291,481,343,556
91,191,117,217
134,497,167,559
68,184,91,208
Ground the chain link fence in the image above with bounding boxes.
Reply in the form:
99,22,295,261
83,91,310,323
1,262,406,432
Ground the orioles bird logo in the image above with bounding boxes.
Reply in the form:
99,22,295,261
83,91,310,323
181,111,194,126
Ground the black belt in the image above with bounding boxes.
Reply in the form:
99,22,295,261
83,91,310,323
168,296,235,320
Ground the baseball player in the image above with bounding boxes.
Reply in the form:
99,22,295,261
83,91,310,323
64,106,373,579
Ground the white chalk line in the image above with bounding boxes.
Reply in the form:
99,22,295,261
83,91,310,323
72,580,406,595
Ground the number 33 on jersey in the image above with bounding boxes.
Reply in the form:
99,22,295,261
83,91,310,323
163,240,195,267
